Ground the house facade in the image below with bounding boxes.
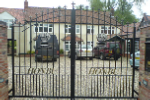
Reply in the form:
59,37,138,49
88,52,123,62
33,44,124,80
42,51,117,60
0,0,122,55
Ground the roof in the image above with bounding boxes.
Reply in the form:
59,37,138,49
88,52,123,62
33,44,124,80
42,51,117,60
0,5,121,26
139,14,150,27
24,7,121,26
114,22,141,39
0,7,24,23
61,35,83,42
106,35,125,41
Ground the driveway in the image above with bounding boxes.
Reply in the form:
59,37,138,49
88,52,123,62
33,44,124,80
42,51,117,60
8,56,139,99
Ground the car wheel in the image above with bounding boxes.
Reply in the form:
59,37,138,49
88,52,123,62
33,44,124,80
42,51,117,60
114,56,119,61
100,54,105,60
89,57,93,60
53,58,57,62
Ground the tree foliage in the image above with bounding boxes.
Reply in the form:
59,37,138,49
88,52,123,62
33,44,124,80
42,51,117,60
87,0,140,24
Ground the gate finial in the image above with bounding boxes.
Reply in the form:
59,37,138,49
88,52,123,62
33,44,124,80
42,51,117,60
71,2,75,9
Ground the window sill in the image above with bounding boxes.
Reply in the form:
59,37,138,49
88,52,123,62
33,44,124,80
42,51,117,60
87,33,94,35
125,52,130,54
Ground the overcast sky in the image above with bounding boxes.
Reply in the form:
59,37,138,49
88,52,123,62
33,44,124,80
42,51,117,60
0,0,150,19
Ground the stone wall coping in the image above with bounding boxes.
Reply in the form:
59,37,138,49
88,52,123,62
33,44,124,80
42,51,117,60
140,25,150,29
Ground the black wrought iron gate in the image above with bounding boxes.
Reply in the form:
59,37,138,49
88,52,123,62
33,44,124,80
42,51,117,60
9,3,139,99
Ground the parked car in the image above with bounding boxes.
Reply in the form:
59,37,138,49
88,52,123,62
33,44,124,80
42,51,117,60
93,42,122,60
129,51,140,68
68,44,94,60
34,33,59,62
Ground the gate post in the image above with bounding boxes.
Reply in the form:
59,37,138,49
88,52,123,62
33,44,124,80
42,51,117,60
138,25,150,100
0,21,8,100
71,2,75,99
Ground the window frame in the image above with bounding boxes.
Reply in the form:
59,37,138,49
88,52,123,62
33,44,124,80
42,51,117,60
101,26,115,34
64,41,79,51
64,24,80,34
0,19,14,29
34,23,53,33
87,25,94,34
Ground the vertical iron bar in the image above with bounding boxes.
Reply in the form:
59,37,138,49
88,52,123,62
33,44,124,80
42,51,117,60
92,7,94,98
56,75,57,97
58,7,61,97
35,13,38,96
86,6,88,97
109,12,112,97
71,5,75,99
22,75,23,95
39,75,40,96
29,17,32,96
126,23,129,97
97,9,100,97
115,17,117,69
41,11,44,96
50,75,51,96
114,17,118,97
68,75,70,96
47,9,49,96
120,20,124,97
16,75,17,95
129,76,131,96
103,11,105,96
80,5,82,96
18,22,21,95
132,23,136,98
53,7,55,97
24,23,26,96
64,6,67,96
100,75,101,96
91,76,92,97
61,75,64,96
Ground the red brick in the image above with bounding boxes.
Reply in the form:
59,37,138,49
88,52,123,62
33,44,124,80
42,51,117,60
0,61,4,63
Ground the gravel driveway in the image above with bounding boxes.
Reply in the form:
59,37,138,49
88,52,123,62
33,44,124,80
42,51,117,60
8,56,139,100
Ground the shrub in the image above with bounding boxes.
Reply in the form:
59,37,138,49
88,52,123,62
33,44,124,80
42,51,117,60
60,49,64,54
27,50,35,54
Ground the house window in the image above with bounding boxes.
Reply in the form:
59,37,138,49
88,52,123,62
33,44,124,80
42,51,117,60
65,25,80,34
87,41,94,47
135,41,139,52
65,25,71,33
76,25,80,34
35,24,53,33
101,26,115,34
126,40,130,53
65,41,71,51
126,40,139,53
0,19,13,29
87,25,94,34
64,41,79,51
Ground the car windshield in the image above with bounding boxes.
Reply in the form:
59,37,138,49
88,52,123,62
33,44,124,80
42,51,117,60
110,43,119,48
81,45,92,49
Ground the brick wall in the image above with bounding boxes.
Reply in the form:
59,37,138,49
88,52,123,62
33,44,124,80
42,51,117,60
139,26,150,100
0,21,8,100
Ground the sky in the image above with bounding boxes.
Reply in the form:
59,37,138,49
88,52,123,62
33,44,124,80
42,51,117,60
0,0,150,19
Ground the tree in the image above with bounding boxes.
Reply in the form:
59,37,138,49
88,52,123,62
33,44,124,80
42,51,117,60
76,5,87,10
88,0,139,24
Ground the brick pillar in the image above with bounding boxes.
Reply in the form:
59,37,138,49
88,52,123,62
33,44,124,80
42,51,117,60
139,26,150,100
0,21,8,100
